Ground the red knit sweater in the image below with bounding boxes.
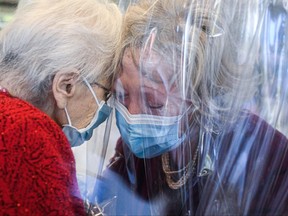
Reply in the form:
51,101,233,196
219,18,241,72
0,91,85,215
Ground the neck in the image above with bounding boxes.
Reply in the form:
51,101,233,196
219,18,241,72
169,123,200,170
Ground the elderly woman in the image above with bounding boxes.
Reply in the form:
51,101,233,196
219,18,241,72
0,0,121,215
94,0,288,215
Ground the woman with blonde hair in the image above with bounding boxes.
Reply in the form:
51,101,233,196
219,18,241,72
95,0,288,215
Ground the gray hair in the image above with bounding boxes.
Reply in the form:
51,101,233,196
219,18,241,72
119,0,257,131
0,0,122,111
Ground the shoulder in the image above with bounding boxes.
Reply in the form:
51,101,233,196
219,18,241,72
1,93,70,149
223,112,288,214
224,111,288,146
0,91,75,171
216,111,288,184
0,93,84,215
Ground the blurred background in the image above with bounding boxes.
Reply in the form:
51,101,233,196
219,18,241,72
0,0,17,30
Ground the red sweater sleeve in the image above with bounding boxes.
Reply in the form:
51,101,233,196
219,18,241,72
0,93,85,215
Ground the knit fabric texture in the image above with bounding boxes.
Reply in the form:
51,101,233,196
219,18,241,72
0,91,85,215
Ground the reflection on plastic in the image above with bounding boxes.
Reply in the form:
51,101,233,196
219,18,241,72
85,196,117,216
87,0,288,215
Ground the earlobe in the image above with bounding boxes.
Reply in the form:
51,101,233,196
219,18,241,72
52,69,80,109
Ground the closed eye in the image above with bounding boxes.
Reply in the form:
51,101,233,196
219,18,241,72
144,92,165,110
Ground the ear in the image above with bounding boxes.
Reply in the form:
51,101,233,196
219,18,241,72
52,68,80,109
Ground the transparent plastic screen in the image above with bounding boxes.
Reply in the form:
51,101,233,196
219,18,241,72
89,0,288,215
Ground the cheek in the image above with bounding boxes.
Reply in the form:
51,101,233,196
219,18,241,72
162,104,181,116
77,97,98,128
165,98,188,116
86,98,98,118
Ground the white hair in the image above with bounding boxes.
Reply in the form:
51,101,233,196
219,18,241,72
0,0,122,111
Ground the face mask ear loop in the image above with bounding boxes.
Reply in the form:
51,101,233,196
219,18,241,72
64,107,72,126
83,77,101,106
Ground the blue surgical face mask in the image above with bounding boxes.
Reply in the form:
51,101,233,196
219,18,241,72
115,100,187,158
62,78,112,147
